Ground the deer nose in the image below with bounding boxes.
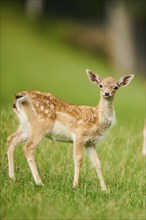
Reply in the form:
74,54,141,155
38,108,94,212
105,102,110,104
104,92,110,97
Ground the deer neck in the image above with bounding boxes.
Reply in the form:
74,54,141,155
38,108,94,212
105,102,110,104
97,96,115,127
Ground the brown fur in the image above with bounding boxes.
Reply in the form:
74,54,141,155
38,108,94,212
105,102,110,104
7,70,134,191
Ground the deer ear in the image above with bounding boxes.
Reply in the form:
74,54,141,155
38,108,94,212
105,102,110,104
117,74,134,87
86,69,101,85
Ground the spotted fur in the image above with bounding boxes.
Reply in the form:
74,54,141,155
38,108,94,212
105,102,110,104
7,69,134,191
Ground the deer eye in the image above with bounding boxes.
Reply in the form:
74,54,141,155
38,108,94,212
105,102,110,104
114,85,119,90
99,84,103,88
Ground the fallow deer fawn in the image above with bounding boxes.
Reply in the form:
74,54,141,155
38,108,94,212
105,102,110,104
7,69,134,191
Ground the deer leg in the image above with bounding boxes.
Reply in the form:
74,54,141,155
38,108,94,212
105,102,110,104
73,138,84,188
86,145,107,191
7,129,28,180
23,135,44,186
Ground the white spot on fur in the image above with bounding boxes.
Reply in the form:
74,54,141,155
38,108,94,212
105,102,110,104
40,105,44,111
44,109,49,114
36,102,39,107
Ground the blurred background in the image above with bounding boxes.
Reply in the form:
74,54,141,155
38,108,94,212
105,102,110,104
1,0,145,124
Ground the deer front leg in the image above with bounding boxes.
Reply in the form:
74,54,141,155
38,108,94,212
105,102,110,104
7,129,28,181
23,136,43,186
86,145,107,191
73,138,84,188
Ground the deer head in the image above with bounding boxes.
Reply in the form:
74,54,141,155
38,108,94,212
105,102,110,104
86,69,134,100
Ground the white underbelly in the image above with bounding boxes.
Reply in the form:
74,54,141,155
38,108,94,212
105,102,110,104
46,120,73,143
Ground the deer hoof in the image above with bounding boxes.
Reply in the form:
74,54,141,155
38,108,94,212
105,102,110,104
36,181,44,186
9,174,16,181
73,182,79,189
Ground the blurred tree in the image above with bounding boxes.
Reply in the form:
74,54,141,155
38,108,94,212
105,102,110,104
105,0,145,74
42,0,145,74
105,1,135,72
1,0,145,74
26,0,43,21
43,0,105,22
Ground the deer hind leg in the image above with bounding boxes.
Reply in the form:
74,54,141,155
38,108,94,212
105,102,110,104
23,134,44,186
86,145,107,191
73,138,84,188
7,128,28,180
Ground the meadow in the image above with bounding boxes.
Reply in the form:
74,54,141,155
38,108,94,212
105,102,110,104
1,6,145,220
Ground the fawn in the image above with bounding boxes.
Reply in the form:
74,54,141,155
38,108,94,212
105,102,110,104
7,69,134,191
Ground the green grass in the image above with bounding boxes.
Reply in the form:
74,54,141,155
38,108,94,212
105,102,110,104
1,5,145,220
1,112,145,220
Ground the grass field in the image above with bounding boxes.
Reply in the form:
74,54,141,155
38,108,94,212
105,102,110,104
1,6,145,220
